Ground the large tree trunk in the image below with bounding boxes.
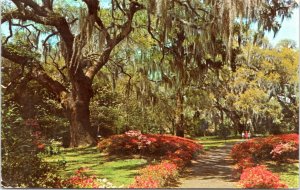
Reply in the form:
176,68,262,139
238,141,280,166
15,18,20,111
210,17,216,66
67,97,95,147
175,90,184,137
66,76,96,147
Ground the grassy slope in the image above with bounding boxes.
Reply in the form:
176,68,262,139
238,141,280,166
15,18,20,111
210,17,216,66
43,146,147,187
266,162,299,188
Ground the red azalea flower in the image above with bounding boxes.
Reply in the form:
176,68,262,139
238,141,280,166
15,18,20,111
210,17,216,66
37,143,45,150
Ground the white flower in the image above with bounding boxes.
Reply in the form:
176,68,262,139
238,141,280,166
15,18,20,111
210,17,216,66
102,178,108,183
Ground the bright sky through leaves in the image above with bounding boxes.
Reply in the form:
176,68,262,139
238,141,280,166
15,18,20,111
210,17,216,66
265,8,299,47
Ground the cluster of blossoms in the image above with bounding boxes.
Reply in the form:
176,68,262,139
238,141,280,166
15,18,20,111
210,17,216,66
125,130,142,137
63,167,119,188
24,118,46,150
239,165,287,189
98,131,203,188
270,142,297,160
233,157,256,176
129,161,178,188
231,133,299,165
126,130,153,149
231,133,298,188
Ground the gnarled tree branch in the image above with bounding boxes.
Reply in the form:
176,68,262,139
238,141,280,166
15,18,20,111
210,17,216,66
85,0,144,80
2,2,74,61
2,46,68,103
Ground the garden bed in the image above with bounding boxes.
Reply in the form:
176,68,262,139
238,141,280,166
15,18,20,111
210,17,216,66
98,131,203,188
230,133,299,188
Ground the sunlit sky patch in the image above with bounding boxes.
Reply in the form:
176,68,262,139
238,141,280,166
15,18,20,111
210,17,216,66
265,8,299,47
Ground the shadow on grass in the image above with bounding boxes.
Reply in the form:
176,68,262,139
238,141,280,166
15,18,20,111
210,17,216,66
267,162,299,174
63,146,99,153
105,154,139,161
201,141,225,145
194,136,242,141
113,162,148,171
105,154,159,164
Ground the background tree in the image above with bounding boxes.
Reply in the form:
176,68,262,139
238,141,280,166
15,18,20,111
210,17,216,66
211,40,299,135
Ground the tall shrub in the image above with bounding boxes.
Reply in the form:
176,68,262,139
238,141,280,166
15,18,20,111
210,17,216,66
1,104,59,187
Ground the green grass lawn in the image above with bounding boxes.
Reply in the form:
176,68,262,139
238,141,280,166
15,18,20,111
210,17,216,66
266,162,299,188
43,146,147,187
194,136,242,150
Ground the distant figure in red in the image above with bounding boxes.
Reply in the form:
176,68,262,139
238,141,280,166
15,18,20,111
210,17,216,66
245,131,248,139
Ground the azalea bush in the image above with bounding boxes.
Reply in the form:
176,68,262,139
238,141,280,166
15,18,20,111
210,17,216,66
239,165,287,189
63,167,118,188
98,130,202,168
270,142,298,161
63,167,100,188
234,157,256,175
231,133,299,165
98,130,203,158
231,134,298,188
231,140,259,162
99,130,203,188
129,161,178,188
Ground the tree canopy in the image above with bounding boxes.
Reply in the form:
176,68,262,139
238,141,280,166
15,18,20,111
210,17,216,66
1,0,298,146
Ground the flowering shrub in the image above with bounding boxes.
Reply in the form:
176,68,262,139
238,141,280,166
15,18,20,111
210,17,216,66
98,133,141,155
98,131,203,158
25,119,50,153
270,142,298,161
235,157,256,173
231,134,298,188
99,131,203,188
231,140,258,162
129,161,178,188
165,149,193,168
239,165,287,189
63,167,118,188
231,133,299,164
63,167,100,188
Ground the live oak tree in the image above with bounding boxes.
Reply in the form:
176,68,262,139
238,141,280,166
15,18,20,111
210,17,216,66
1,0,298,144
141,0,298,137
2,0,144,147
235,43,299,134
212,41,299,134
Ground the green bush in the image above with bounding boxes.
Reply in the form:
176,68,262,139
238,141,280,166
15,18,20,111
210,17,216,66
1,104,60,188
217,124,231,140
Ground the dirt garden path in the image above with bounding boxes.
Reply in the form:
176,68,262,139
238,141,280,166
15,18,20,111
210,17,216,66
175,142,240,188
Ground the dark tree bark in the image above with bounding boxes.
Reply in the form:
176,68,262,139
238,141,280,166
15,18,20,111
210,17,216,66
175,90,184,137
67,74,96,147
215,104,245,134
173,25,186,137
